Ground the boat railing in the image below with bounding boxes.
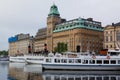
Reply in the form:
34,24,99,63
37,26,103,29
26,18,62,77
25,54,44,57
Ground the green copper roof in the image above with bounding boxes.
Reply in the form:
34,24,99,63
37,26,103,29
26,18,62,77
53,18,104,32
48,4,60,16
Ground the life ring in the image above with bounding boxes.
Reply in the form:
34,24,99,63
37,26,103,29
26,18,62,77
106,56,110,59
92,56,96,59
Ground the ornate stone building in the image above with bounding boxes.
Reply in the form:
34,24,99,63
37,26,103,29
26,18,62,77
45,4,104,53
104,22,120,50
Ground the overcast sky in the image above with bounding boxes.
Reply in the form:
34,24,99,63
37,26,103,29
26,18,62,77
0,0,120,50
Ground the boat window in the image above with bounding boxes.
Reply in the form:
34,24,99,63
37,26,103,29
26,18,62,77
97,60,102,64
61,77,67,80
68,77,74,80
96,77,102,80
118,60,120,64
75,59,81,63
83,60,88,64
69,59,74,63
104,60,109,64
46,76,51,80
89,60,95,64
89,77,95,80
75,77,81,80
111,77,116,80
61,59,67,63
103,77,109,80
111,60,116,64
54,76,60,80
118,77,120,80
55,59,60,63
46,58,51,63
82,77,88,80
108,52,120,56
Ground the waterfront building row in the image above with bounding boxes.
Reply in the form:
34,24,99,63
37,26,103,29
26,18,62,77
8,4,120,55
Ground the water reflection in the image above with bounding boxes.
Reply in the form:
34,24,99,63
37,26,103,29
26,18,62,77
0,61,9,80
8,63,120,80
42,70,120,80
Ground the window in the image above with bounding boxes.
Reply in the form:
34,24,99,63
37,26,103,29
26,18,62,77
117,33,120,41
110,31,112,34
110,45,112,48
106,45,108,48
61,59,67,63
75,59,81,63
46,76,51,80
69,59,74,63
106,31,108,34
110,36,112,41
83,60,88,64
55,59,60,63
104,60,109,64
118,60,120,64
106,36,108,42
97,60,102,64
46,58,51,63
89,60,95,64
111,60,116,64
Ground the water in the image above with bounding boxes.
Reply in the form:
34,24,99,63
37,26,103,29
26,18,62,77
0,61,120,80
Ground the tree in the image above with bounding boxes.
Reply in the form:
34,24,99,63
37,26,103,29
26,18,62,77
54,42,68,53
0,50,8,56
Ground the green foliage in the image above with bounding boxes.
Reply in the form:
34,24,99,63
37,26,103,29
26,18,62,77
0,50,8,56
54,42,68,53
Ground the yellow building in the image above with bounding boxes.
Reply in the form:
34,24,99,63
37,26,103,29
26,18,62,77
8,33,33,56
104,23,120,50
45,4,104,53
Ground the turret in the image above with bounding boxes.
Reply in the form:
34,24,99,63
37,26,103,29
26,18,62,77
47,4,61,52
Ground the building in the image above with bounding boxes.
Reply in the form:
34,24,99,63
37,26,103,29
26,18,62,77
34,28,47,53
8,33,33,56
9,4,104,54
104,22,120,50
46,4,104,53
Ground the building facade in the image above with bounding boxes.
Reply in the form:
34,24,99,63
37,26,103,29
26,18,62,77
34,28,47,53
8,33,33,56
104,23,120,50
8,4,104,54
46,4,104,53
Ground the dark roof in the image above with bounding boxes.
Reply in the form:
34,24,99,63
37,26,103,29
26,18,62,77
115,22,120,26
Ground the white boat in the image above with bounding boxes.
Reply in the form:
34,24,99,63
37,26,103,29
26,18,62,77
0,56,9,61
42,50,120,70
25,54,45,64
9,55,25,63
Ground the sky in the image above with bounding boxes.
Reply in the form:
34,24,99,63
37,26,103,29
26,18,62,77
0,0,120,50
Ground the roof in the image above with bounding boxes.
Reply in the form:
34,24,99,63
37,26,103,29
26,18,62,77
53,17,104,32
115,22,120,26
48,4,60,16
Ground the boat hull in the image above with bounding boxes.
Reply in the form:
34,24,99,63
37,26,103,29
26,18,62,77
9,56,25,63
42,64,120,71
26,60,43,64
